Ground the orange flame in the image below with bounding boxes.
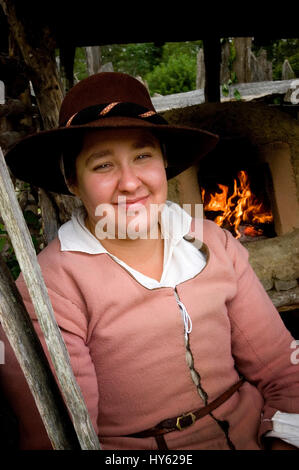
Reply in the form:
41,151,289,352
201,170,273,239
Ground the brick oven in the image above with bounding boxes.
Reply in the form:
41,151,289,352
198,138,299,240
164,101,299,338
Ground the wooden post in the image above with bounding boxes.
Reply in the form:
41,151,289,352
203,38,221,102
85,46,102,76
232,37,252,84
0,255,81,449
0,146,101,450
60,45,76,93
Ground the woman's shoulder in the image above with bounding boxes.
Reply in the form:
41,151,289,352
15,237,65,287
190,217,228,246
190,217,249,262
16,236,87,288
37,236,63,262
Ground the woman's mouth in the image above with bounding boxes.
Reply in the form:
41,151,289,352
114,195,150,211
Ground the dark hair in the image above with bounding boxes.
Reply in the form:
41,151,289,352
61,132,85,186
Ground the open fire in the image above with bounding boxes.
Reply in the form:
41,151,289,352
201,170,274,240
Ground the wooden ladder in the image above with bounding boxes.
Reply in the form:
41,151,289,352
0,145,101,450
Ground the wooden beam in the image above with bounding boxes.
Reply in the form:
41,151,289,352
0,146,101,450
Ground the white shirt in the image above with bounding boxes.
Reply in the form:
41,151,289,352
58,200,299,448
59,200,206,289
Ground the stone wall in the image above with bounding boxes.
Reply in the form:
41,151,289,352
243,229,299,307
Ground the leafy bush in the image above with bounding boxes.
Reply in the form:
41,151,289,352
289,52,299,77
73,42,201,96
145,53,197,96
101,43,163,77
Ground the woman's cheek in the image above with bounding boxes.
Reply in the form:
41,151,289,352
148,165,168,198
82,175,112,207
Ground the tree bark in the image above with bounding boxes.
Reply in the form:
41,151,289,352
0,0,63,130
85,46,102,76
0,97,32,118
232,37,252,84
0,0,82,240
38,189,59,245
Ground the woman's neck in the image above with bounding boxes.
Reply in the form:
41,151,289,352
85,217,165,281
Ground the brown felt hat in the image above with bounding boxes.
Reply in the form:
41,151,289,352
5,72,219,195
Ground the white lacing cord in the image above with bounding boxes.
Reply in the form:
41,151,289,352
177,299,193,339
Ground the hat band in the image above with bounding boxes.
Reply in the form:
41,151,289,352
62,102,168,127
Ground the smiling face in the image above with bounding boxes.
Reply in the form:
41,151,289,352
70,128,168,240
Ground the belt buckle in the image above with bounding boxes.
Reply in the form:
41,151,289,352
176,412,196,431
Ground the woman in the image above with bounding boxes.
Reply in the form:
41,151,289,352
0,72,299,450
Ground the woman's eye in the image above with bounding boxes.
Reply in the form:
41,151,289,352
136,154,151,160
93,163,111,171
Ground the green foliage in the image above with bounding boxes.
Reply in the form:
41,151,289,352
145,53,197,96
221,39,242,101
74,47,89,81
73,41,202,96
160,41,202,62
101,43,163,77
0,223,20,280
71,38,299,97
253,38,299,80
289,52,299,77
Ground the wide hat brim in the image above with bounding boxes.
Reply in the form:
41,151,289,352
5,116,219,195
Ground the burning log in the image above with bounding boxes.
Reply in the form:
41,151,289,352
201,170,274,239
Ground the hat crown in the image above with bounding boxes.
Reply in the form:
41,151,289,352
59,72,155,125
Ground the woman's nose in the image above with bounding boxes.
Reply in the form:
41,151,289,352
117,165,142,192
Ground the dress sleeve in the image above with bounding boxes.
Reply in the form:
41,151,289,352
224,229,299,446
266,411,299,447
0,277,99,449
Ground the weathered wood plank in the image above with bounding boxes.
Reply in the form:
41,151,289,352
268,286,299,309
152,79,297,113
85,46,102,76
0,255,81,449
38,189,59,245
0,80,4,105
0,146,101,450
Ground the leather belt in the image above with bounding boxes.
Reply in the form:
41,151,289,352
126,377,245,449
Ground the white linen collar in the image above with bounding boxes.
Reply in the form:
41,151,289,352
58,200,192,254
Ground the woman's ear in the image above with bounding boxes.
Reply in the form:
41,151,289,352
60,154,79,197
161,143,168,168
67,182,80,197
